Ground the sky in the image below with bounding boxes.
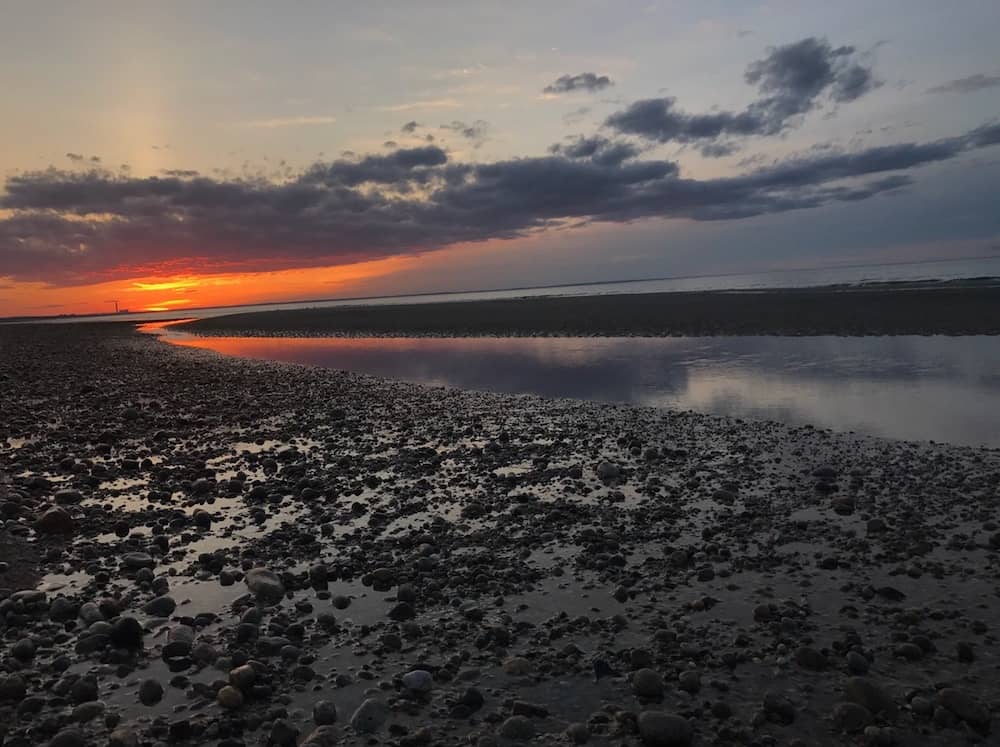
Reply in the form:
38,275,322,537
1,0,999,317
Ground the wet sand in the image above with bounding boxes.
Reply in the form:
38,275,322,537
1,322,999,746
184,285,1000,338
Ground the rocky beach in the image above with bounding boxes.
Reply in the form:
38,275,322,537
1,321,999,747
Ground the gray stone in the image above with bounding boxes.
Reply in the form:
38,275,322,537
350,697,388,734
637,711,692,747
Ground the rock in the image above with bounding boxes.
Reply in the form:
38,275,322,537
596,461,621,481
0,674,26,701
350,698,388,734
54,489,82,504
108,726,139,747
636,711,692,746
846,651,870,674
110,617,145,649
72,701,105,722
566,722,590,744
498,715,535,741
138,679,163,705
678,670,700,693
142,595,176,617
502,657,533,676
938,688,990,733
217,685,244,709
301,727,339,747
122,552,154,570
402,669,434,692
795,646,827,670
245,567,285,602
229,664,256,690
843,678,898,720
633,668,665,698
313,699,338,725
70,677,99,704
832,702,872,733
48,729,86,747
11,638,36,660
36,507,74,534
763,692,796,724
387,601,415,621
269,719,300,747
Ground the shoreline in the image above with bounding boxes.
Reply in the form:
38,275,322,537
183,285,1000,338
1,323,998,745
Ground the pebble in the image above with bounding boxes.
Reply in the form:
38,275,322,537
636,711,692,746
350,697,388,734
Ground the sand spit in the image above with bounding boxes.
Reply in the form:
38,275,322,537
183,285,1000,338
1,322,999,746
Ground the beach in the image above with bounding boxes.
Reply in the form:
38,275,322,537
1,321,998,746
183,284,1000,338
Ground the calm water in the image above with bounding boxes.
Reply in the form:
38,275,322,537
25,255,1000,324
145,323,1000,448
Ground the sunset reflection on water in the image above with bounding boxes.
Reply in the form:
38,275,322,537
140,321,1000,448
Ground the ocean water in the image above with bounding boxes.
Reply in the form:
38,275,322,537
144,323,1000,448
29,255,1000,324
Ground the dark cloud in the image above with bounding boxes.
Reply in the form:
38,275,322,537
607,37,878,155
1,125,995,285
400,120,420,133
549,136,641,166
66,153,84,162
161,169,200,178
543,72,613,95
440,120,489,146
927,73,1000,95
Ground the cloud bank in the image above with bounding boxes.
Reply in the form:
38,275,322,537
606,37,878,155
3,122,997,285
1,37,996,287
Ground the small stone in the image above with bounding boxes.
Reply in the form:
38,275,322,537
595,461,621,481
636,711,692,747
795,646,827,670
498,715,535,741
938,688,990,733
110,617,145,649
843,678,897,719
217,685,244,709
245,567,285,602
633,668,664,698
313,699,338,725
763,692,796,724
138,679,163,705
832,702,872,733
502,657,533,676
229,664,256,690
566,722,590,744
350,698,388,734
36,507,75,534
142,595,176,617
48,729,86,747
401,669,433,692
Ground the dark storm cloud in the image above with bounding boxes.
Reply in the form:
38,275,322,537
927,73,1000,95
2,121,996,286
606,37,878,155
543,72,613,94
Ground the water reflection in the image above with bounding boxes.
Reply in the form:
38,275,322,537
142,322,1000,448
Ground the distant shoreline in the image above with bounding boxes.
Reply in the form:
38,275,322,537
182,284,1000,337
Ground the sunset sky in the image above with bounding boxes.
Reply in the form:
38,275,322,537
2,1,999,317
